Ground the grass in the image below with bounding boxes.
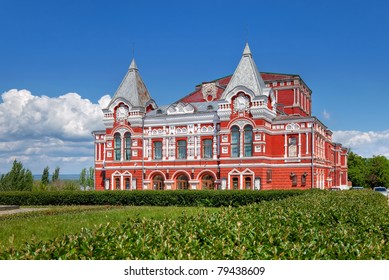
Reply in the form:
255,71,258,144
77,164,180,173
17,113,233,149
2,191,388,259
0,205,220,251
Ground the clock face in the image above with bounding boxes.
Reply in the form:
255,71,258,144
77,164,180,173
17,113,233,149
116,105,129,122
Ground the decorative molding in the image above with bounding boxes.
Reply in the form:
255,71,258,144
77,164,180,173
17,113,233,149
286,123,301,131
233,94,250,113
201,83,217,102
167,102,195,115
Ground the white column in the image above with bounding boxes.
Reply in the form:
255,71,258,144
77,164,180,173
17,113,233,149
298,133,301,158
213,135,217,159
305,132,309,155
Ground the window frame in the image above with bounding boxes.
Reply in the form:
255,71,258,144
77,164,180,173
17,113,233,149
202,138,213,159
243,125,253,157
177,140,187,159
231,126,240,158
153,141,163,160
124,132,131,160
114,133,121,161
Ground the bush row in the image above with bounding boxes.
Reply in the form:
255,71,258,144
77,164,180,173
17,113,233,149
0,189,304,207
2,190,389,259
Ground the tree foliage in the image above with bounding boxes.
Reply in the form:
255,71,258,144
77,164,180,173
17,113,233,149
52,167,60,183
347,151,367,187
0,160,33,191
79,167,94,190
366,155,389,188
348,152,389,188
41,166,50,185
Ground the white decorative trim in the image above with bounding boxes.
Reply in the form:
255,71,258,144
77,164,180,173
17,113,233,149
202,83,217,102
233,94,250,113
167,102,195,115
286,123,301,131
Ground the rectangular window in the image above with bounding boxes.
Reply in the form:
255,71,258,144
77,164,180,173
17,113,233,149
202,139,213,158
154,141,162,160
177,140,187,159
125,178,130,190
115,177,120,190
288,137,297,157
266,170,272,183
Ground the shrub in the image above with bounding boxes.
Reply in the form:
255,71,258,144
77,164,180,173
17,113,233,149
0,190,303,207
1,190,389,260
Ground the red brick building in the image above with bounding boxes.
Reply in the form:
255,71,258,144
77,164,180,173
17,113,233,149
92,44,348,191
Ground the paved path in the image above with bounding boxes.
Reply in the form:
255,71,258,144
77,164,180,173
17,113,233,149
0,207,48,216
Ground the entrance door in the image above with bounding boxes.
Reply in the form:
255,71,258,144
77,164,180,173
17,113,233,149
177,174,189,190
201,174,215,190
153,175,164,190
232,177,239,190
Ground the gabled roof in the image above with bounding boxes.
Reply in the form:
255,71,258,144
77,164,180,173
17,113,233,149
106,58,152,109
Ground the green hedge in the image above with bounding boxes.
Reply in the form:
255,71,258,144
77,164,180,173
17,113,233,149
0,190,304,207
2,190,389,259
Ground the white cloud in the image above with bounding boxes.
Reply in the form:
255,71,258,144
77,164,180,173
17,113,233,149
0,89,110,174
323,109,330,120
333,130,389,158
0,89,110,141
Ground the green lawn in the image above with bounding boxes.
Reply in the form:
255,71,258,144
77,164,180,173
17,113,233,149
0,205,219,251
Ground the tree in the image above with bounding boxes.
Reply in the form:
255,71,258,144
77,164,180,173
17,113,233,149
87,167,94,190
41,166,50,185
347,151,367,187
52,167,60,183
79,168,87,190
366,155,389,188
0,160,33,191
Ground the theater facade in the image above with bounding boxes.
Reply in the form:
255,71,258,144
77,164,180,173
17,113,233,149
92,44,348,191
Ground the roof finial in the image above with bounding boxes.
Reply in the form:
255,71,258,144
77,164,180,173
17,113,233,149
243,42,252,56
129,58,137,70
245,25,249,44
129,42,138,70
132,42,135,60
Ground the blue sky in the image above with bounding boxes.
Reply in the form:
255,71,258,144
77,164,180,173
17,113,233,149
1,0,389,174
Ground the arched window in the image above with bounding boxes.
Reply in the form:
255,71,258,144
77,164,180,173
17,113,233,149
244,125,253,157
114,133,121,161
231,126,240,157
201,174,214,190
124,132,131,160
177,174,189,190
153,175,164,190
